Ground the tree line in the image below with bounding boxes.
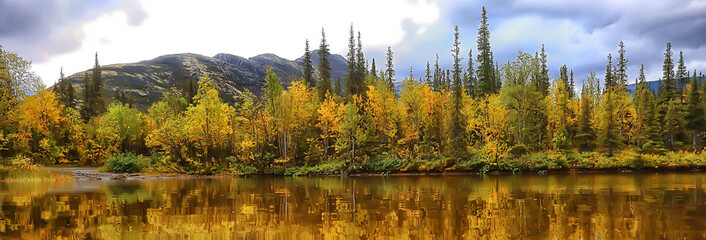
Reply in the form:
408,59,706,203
1,6,705,173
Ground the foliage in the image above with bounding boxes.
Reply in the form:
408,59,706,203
103,153,148,173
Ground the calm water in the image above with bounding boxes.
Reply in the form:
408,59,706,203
1,172,705,239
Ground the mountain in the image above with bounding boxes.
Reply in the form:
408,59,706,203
63,51,348,109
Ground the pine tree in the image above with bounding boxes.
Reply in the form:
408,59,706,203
317,28,332,101
538,44,550,97
433,54,441,91
604,54,614,91
677,51,688,89
344,25,358,98
81,53,105,121
465,49,476,97
91,52,105,114
658,42,679,148
385,46,395,91
450,26,467,156
576,85,595,151
569,69,575,99
476,6,496,96
559,65,568,88
80,72,92,121
615,41,629,91
424,61,432,86
685,72,705,149
356,31,366,84
370,58,377,79
302,39,315,88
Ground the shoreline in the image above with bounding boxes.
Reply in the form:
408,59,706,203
41,166,705,181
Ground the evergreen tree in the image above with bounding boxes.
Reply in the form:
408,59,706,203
559,65,568,88
91,52,105,114
685,72,705,149
615,41,629,91
433,54,441,91
538,44,550,97
450,26,467,156
345,25,358,98
80,72,91,121
385,46,395,91
56,67,75,109
658,42,679,148
317,28,332,101
302,39,315,88
568,69,575,99
576,85,595,151
356,31,366,83
465,49,476,97
424,61,432,86
81,53,105,121
335,77,343,97
476,6,496,96
677,51,688,89
370,58,377,79
604,54,614,90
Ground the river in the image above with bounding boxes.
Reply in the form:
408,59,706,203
0,171,705,239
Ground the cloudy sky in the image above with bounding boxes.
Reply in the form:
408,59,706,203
2,0,706,88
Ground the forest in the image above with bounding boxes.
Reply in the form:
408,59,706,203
2,7,706,175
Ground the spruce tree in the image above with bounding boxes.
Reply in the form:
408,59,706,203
538,44,550,97
355,31,366,84
302,39,314,88
385,46,395,91
80,72,92,121
616,41,629,91
559,65,568,88
569,70,575,99
604,54,614,91
345,25,358,98
370,58,377,79
658,42,678,148
476,6,495,96
317,28,332,101
424,61,432,86
450,26,467,157
677,51,688,89
91,52,105,115
465,49,475,97
433,54,441,91
685,72,705,149
576,85,595,151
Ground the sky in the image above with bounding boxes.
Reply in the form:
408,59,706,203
2,0,706,90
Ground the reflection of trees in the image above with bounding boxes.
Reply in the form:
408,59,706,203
0,173,704,239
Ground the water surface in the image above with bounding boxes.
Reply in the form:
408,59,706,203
1,172,705,239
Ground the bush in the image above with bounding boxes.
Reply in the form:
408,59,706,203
104,153,148,173
4,155,40,171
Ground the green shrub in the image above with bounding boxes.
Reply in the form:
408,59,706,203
104,153,147,173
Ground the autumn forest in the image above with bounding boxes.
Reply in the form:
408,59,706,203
2,7,706,175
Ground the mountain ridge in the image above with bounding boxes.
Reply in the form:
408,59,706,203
63,51,348,109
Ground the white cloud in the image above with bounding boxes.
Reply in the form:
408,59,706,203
32,0,440,86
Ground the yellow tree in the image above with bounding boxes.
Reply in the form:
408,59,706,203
317,93,342,160
146,94,190,172
234,90,272,167
399,79,434,158
364,79,400,153
337,95,367,162
466,94,508,163
273,80,318,164
184,75,235,167
14,90,64,163
96,103,147,154
546,79,574,150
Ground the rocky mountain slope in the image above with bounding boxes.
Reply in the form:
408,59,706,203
64,50,348,109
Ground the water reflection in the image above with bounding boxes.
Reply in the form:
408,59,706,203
0,173,705,239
